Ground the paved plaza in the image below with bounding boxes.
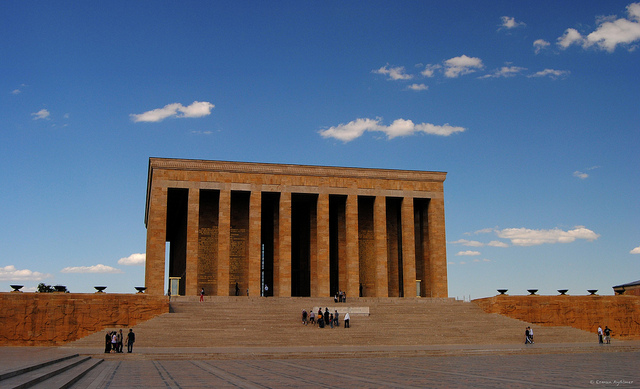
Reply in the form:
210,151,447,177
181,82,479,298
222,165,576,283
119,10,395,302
2,344,639,388
73,351,640,388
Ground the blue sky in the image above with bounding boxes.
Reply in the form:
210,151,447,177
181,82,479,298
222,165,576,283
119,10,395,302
1,1,638,298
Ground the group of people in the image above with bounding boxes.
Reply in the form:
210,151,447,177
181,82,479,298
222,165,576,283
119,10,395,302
524,326,534,344
598,325,613,344
525,325,615,345
334,291,347,303
302,307,350,329
105,328,135,353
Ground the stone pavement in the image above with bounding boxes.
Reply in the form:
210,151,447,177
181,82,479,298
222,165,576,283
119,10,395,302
2,342,639,388
75,353,639,389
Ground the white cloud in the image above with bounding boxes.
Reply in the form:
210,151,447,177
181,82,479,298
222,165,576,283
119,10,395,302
574,171,589,179
0,265,52,281
11,89,21,95
533,39,551,54
558,3,640,52
31,109,50,120
528,69,570,79
407,83,428,91
443,55,484,78
118,253,146,266
450,239,484,247
372,65,413,80
319,117,465,142
457,250,481,256
496,226,600,246
480,66,526,79
558,28,586,49
500,16,526,29
450,238,508,248
473,228,495,235
61,264,123,274
630,246,640,254
130,101,214,123
420,64,441,77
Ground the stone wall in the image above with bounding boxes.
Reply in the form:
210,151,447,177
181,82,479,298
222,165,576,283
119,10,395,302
473,295,640,339
0,293,169,346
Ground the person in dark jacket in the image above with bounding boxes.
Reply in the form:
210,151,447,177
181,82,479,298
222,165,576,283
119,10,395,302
127,329,136,353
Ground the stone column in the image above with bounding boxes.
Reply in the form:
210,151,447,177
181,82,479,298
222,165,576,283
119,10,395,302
216,189,231,296
248,190,262,296
185,188,200,296
374,195,388,297
345,194,359,298
275,191,291,296
145,185,168,296
428,197,448,297
314,193,330,296
401,197,417,298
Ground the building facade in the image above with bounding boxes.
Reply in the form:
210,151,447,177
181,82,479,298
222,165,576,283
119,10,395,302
145,158,448,298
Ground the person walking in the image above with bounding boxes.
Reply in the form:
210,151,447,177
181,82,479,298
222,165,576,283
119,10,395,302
127,329,135,353
200,287,205,302
525,327,532,344
344,312,350,328
334,310,339,327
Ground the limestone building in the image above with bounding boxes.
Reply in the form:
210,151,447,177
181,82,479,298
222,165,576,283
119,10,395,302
145,158,448,298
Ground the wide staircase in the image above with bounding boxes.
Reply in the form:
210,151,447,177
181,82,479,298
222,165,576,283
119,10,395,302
69,296,594,350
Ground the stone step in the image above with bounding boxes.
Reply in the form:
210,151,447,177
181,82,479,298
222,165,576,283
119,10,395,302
0,355,101,389
68,298,594,350
28,359,103,389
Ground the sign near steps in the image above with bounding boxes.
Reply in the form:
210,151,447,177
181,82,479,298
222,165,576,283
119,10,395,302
312,306,370,316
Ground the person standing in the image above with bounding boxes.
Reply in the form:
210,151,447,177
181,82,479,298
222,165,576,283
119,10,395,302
235,282,240,296
117,329,124,353
127,329,135,353
344,312,350,328
334,310,339,328
111,331,117,352
604,326,612,344
598,325,604,344
525,327,532,344
104,331,111,353
200,287,205,302
528,327,534,344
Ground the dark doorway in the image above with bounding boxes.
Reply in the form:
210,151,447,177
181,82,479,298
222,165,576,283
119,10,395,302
166,188,188,296
291,194,314,296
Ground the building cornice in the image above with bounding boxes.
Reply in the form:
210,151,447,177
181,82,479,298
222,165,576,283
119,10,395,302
149,157,447,183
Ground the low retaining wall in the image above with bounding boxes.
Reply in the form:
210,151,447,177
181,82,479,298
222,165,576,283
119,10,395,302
473,295,640,339
0,293,169,346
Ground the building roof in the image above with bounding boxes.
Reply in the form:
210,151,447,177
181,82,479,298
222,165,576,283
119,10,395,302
612,280,640,289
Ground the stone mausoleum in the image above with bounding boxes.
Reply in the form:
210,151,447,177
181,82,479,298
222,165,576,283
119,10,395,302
145,158,448,299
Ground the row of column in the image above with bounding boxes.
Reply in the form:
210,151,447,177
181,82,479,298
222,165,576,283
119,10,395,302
146,187,445,298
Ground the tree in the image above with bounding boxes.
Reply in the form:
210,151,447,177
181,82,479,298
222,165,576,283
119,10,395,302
36,283,54,293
